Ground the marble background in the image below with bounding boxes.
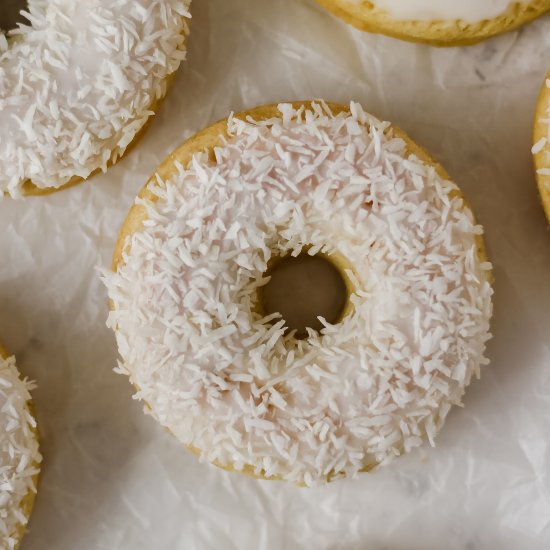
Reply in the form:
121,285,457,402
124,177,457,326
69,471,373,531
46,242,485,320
1,1,550,549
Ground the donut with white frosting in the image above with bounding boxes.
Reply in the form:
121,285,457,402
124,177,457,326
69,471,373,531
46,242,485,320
0,345,41,548
104,101,494,485
0,0,191,198
315,0,550,46
533,72,550,222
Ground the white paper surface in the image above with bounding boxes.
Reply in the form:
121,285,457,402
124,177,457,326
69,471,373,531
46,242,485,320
1,1,550,548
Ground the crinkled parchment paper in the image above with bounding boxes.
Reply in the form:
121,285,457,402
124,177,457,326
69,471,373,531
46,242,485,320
1,1,550,548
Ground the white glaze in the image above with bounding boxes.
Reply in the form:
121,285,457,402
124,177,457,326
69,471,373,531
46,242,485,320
0,0,190,197
366,0,527,22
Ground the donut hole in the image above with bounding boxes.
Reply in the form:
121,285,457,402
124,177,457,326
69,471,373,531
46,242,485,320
260,253,349,339
1,0,29,32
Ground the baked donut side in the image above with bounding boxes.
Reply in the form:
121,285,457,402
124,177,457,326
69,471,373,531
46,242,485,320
0,345,41,549
106,102,493,485
315,0,550,46
0,0,191,198
533,72,550,223
20,70,181,198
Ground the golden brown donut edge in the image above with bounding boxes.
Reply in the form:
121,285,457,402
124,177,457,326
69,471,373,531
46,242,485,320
534,71,550,224
315,0,550,46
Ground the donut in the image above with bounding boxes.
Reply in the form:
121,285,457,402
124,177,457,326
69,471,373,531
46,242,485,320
533,71,550,223
103,101,494,485
0,0,191,198
315,0,550,46
0,345,41,548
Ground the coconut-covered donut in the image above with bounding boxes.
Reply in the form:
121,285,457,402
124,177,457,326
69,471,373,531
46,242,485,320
533,72,550,223
316,0,550,46
103,101,493,485
0,0,191,198
0,345,41,548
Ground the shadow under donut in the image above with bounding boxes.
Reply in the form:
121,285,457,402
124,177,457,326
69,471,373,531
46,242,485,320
0,0,28,32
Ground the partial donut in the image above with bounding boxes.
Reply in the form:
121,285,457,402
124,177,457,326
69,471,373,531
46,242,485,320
0,0,191,198
533,71,550,223
0,345,41,549
103,101,494,485
315,0,550,46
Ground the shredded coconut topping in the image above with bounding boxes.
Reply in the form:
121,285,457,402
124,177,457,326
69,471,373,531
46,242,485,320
0,353,41,548
103,102,493,485
0,0,191,198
